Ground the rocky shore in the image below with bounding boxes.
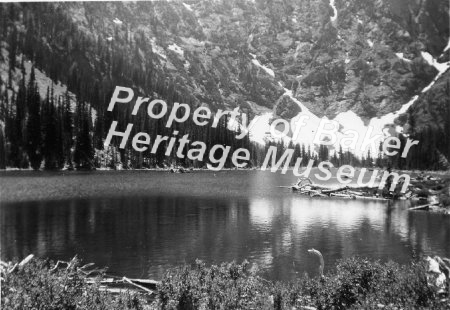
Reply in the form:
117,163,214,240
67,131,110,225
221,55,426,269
407,172,450,214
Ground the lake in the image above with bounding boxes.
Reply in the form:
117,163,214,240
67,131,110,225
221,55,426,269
1,170,449,281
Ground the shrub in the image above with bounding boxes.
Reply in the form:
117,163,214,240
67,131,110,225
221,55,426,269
301,258,445,309
2,257,448,309
153,260,272,309
154,258,448,309
1,258,150,310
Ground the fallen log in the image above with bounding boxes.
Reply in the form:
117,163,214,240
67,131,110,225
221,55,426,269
283,180,401,201
99,286,128,294
409,205,429,211
123,276,155,295
322,186,349,194
330,193,355,199
126,278,160,288
346,190,364,196
351,196,390,201
408,203,439,211
300,189,322,195
18,254,34,267
85,278,115,285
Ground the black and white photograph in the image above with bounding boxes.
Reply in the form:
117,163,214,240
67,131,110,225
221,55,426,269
1,0,450,308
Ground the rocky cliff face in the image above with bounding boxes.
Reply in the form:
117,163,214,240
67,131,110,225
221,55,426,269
1,0,449,145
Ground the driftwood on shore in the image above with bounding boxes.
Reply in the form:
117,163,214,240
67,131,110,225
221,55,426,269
285,175,450,210
287,178,390,201
321,186,350,194
408,202,440,211
408,174,450,214
0,255,160,296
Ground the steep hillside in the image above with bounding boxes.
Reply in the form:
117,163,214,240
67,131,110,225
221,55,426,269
2,0,447,117
0,0,449,169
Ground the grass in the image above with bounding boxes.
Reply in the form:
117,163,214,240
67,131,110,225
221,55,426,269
1,257,449,309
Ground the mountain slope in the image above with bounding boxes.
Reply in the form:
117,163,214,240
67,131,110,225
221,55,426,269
0,0,449,169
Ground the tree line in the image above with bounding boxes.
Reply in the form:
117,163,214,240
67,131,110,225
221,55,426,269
0,3,262,170
0,62,267,170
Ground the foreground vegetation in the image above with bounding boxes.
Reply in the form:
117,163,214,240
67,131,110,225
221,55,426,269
1,257,449,309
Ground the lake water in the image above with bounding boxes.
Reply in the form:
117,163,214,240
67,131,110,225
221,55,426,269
1,170,449,281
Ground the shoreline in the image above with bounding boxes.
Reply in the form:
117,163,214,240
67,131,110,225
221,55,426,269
2,254,449,309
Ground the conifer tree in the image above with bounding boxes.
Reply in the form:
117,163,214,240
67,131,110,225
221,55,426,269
62,90,73,169
26,67,42,170
11,78,27,168
42,87,59,169
74,102,94,169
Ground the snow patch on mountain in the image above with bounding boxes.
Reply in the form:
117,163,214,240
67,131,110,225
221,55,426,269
395,53,411,62
183,3,193,11
244,34,449,159
283,88,332,148
421,51,448,72
330,48,450,155
443,38,450,54
248,83,416,156
333,95,419,156
369,95,418,136
250,54,275,77
420,51,450,93
150,38,167,60
255,74,429,157
248,87,380,156
330,0,337,22
168,43,184,57
330,51,449,155
113,18,123,25
345,52,350,64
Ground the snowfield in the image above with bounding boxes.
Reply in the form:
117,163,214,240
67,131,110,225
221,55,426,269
246,46,449,159
250,54,275,77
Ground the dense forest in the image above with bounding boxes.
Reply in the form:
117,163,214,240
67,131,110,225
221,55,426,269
0,62,386,171
0,62,267,170
0,3,259,170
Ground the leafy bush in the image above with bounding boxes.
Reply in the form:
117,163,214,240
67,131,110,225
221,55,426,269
154,258,448,310
301,257,442,309
2,257,448,309
1,258,150,310
153,260,272,309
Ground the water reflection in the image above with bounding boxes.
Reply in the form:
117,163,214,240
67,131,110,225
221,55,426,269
2,193,449,281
